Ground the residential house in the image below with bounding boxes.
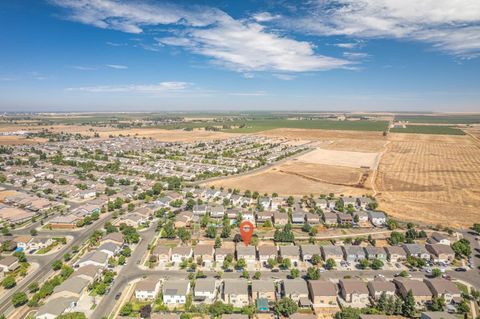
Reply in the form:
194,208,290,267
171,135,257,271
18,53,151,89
321,245,344,263
50,276,90,300
385,246,407,262
300,244,321,262
273,212,288,225
354,211,369,223
48,214,82,229
280,245,301,265
135,279,161,301
283,279,309,304
424,278,461,304
252,280,276,303
98,242,121,257
368,211,387,226
339,279,370,307
101,232,124,246
317,199,329,211
194,278,217,303
426,244,455,264
271,197,284,211
236,245,256,264
427,233,451,246
258,197,271,210
171,246,193,263
367,278,396,300
365,246,387,261
151,246,171,264
357,197,374,209
0,256,19,272
394,278,432,307
323,212,338,226
163,280,191,305
35,296,77,319
343,245,366,263
72,265,102,282
402,244,431,260
258,245,278,265
337,213,353,226
215,247,235,263
292,212,306,224
256,211,273,223
305,213,320,224
342,197,357,208
194,244,215,266
210,206,225,218
193,204,208,216
76,251,109,268
223,280,249,307
308,280,338,307
241,211,255,221
14,235,33,251
421,312,458,319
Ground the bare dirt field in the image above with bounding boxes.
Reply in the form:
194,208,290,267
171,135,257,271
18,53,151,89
375,133,480,227
207,164,371,197
0,136,47,145
296,148,380,169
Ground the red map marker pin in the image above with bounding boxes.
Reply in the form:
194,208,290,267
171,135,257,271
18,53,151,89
239,220,254,246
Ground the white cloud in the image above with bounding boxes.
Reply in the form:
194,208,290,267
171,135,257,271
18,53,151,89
291,0,480,57
342,52,369,60
66,81,190,92
273,74,296,80
51,0,350,73
106,64,128,69
252,12,281,22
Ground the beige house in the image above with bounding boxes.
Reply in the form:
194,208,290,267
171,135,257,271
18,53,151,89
426,244,455,264
283,279,309,303
194,244,215,266
252,280,276,302
308,280,338,307
339,279,370,307
223,280,249,307
151,246,171,264
394,278,432,307
424,278,461,304
367,278,396,300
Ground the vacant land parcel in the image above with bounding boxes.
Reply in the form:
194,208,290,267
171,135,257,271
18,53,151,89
375,133,480,227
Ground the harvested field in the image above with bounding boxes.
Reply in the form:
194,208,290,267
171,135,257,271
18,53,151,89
0,125,235,143
0,136,47,145
296,148,380,169
375,133,480,227
207,164,372,197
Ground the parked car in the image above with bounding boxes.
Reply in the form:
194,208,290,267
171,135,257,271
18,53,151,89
455,267,467,272
115,292,122,300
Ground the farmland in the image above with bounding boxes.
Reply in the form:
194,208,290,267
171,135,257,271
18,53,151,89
395,114,480,124
158,118,389,132
375,133,480,227
390,125,465,135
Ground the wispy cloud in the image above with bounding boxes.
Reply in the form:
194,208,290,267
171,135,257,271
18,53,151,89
105,64,128,69
288,0,480,57
66,81,190,93
273,74,296,80
72,65,97,71
51,0,351,73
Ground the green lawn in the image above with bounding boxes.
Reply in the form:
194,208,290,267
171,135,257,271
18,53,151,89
390,125,465,135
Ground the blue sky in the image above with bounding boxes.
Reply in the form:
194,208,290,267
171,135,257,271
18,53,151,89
1,0,480,112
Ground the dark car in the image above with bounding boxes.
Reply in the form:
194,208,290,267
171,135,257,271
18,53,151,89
115,293,122,300
455,267,467,272
271,269,279,273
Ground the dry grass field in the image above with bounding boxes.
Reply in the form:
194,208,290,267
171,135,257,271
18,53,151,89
296,148,380,169
0,136,47,145
375,133,480,227
0,125,235,142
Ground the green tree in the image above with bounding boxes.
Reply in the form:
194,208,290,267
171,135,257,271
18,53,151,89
253,271,261,280
281,258,291,269
241,270,250,279
236,258,246,270
11,292,28,307
120,302,133,316
429,296,445,311
402,290,416,317
28,282,39,293
290,268,300,279
162,222,176,239
370,259,384,270
307,267,320,280
2,276,16,289
457,300,470,313
214,236,222,248
52,260,63,271
325,258,336,270
335,306,361,319
311,254,321,265
221,224,231,238
274,298,298,317
267,258,277,269
359,258,370,269
177,227,191,243
431,268,442,278
451,239,471,257
206,225,217,238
